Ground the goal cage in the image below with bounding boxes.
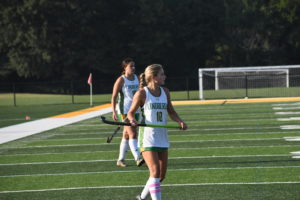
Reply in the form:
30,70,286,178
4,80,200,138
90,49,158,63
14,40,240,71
198,65,300,100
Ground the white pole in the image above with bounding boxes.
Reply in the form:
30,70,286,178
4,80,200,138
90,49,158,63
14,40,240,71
90,83,93,106
286,69,289,88
87,73,93,106
215,70,219,90
199,69,204,100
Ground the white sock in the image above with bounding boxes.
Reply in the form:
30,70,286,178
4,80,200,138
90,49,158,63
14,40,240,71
118,139,128,161
129,139,140,160
148,177,161,200
140,178,151,199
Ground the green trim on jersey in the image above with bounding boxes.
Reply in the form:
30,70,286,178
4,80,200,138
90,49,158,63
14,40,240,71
138,126,144,149
118,91,124,114
140,147,168,152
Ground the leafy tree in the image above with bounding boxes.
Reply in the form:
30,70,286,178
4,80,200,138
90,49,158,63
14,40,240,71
1,0,300,82
206,0,300,67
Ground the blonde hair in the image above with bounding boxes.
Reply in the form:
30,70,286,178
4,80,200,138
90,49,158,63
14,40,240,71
139,64,163,88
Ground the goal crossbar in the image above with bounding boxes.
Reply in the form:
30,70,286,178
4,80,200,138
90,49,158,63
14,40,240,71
198,65,300,100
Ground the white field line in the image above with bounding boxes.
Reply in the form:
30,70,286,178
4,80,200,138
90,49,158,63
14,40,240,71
1,144,300,154
280,125,300,129
277,117,300,121
53,131,122,134
290,151,300,155
170,138,283,143
0,159,116,166
0,154,290,166
0,150,119,157
67,118,275,125
43,131,298,142
21,126,281,137
1,165,300,178
273,102,300,106
273,106,300,110
275,111,300,115
54,129,288,135
63,119,277,130
49,130,300,139
44,133,299,141
292,156,300,159
1,181,300,194
1,139,298,156
0,137,284,149
33,137,284,143
201,126,279,131
33,126,285,138
284,137,300,141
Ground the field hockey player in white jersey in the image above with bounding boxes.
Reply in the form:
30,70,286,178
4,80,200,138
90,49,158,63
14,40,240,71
128,64,188,200
111,58,144,167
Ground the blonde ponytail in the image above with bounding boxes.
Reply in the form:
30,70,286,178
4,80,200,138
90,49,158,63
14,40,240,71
139,64,163,88
139,73,147,88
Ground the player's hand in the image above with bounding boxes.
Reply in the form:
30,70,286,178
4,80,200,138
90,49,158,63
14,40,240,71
112,112,118,121
179,121,188,130
129,119,138,127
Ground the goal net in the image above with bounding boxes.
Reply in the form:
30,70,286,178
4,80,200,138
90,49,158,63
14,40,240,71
198,65,300,100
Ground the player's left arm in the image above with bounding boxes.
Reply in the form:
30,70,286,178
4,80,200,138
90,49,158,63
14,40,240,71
164,87,188,130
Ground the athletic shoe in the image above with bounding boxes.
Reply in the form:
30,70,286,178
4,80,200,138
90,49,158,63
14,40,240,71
116,160,126,167
136,158,145,167
135,194,144,200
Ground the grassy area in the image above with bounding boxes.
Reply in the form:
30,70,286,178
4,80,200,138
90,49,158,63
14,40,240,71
0,93,112,106
1,85,299,107
0,104,92,128
0,93,111,127
0,91,198,107
0,102,300,199
203,86,300,99
0,91,197,128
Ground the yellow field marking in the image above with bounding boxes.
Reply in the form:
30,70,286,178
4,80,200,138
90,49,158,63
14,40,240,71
49,104,111,118
173,97,300,106
49,97,300,118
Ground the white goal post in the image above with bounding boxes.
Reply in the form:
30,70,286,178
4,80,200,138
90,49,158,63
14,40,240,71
198,65,300,100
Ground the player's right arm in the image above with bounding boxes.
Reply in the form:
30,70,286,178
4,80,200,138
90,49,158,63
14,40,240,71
128,89,146,126
111,77,124,121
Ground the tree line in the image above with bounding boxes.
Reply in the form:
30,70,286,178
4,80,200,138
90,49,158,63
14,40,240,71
0,0,299,82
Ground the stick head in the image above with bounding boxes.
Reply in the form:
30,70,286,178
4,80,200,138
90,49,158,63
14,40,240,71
106,126,120,143
107,136,112,143
100,116,106,122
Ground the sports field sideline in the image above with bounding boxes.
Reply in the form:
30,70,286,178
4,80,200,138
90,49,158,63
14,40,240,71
1,97,300,144
1,97,300,199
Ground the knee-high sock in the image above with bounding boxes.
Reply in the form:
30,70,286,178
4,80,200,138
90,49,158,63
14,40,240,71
129,139,140,160
118,139,128,161
140,178,151,199
148,177,161,200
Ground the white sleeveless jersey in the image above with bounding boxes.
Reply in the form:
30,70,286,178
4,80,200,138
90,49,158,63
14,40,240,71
138,87,169,149
117,74,139,114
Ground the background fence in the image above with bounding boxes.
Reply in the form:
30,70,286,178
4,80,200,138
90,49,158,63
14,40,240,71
0,74,299,106
201,74,300,100
0,77,199,106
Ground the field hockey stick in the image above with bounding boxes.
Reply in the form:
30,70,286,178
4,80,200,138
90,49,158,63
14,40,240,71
107,126,121,143
221,100,227,105
100,116,181,129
